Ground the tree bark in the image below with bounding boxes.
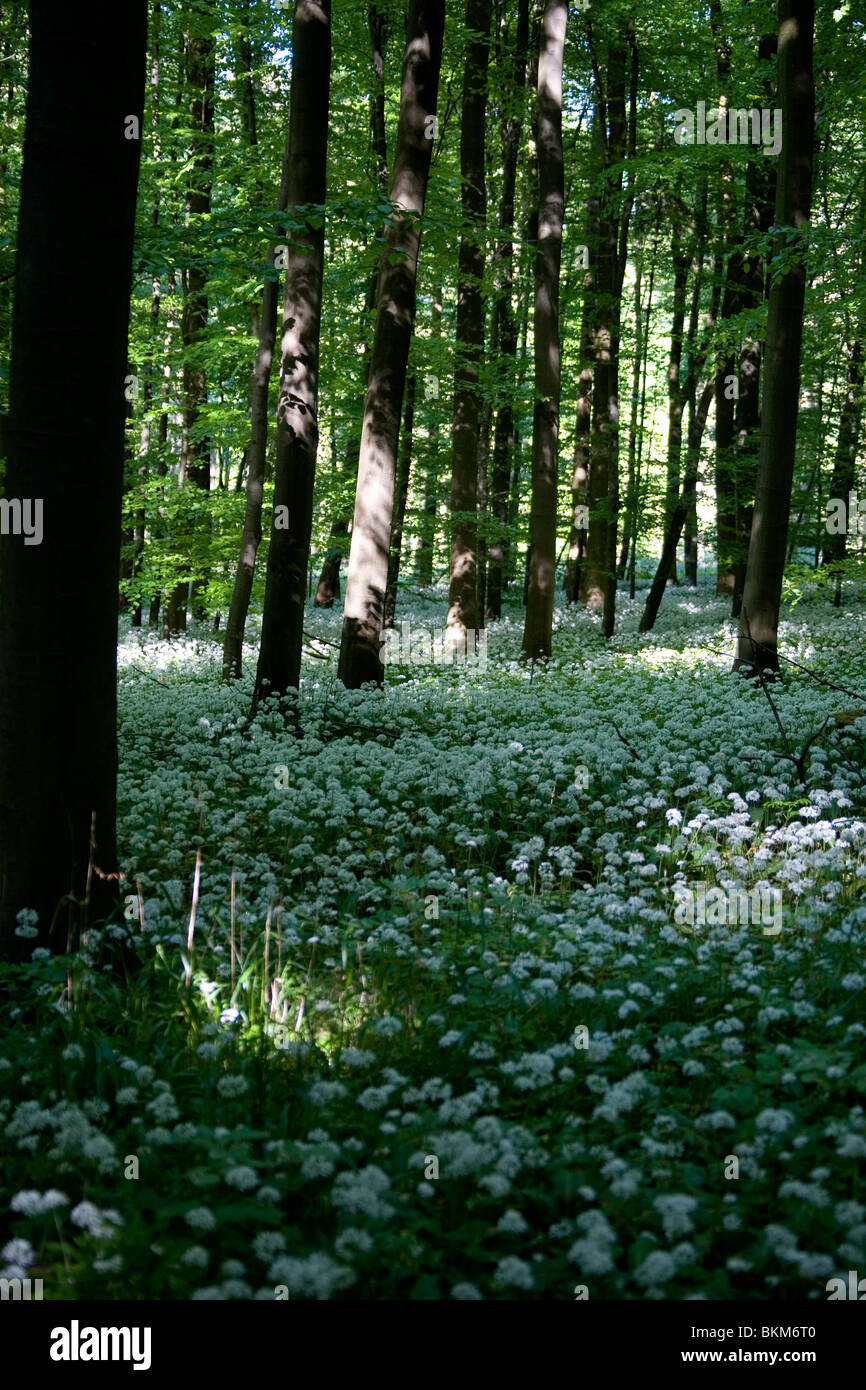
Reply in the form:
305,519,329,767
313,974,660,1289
222,140,293,681
315,3,390,608
0,0,146,959
734,0,815,675
639,378,714,633
446,0,491,648
486,0,529,621
338,0,445,689
415,287,442,586
253,0,332,706
165,18,215,633
384,372,416,627
579,20,635,638
522,0,566,660
822,339,862,602
664,225,690,582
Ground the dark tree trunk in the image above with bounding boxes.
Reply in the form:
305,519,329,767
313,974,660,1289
734,0,815,675
253,0,332,706
486,0,529,621
415,288,442,587
338,0,445,689
617,258,641,582
683,180,710,586
579,21,636,639
822,339,862,601
664,227,690,582
315,3,390,608
522,0,566,660
639,378,714,633
564,196,597,604
447,0,491,648
384,372,416,627
222,149,292,680
0,0,146,960
165,19,215,633
732,31,778,617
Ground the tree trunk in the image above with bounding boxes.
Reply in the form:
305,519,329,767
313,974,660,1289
734,0,815,675
639,378,714,633
664,226,690,582
579,22,635,638
315,4,390,608
222,154,292,680
338,0,446,689
564,201,597,604
522,0,566,660
253,0,332,706
822,339,862,601
486,0,529,621
415,288,442,587
447,0,491,649
732,32,777,617
0,0,146,960
165,19,215,633
384,372,416,627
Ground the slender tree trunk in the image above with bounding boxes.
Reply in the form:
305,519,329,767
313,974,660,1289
639,378,714,632
164,20,215,633
384,372,416,627
522,0,566,660
579,21,635,638
617,259,641,580
476,397,492,622
732,31,777,617
415,288,442,586
338,0,445,689
627,226,658,596
222,0,284,677
447,0,492,649
564,184,598,604
315,4,390,608
734,0,815,675
487,0,529,620
664,226,690,582
0,0,146,959
822,339,862,603
222,182,291,679
253,0,332,706
683,181,709,585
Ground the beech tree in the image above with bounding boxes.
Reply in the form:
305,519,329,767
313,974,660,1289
487,0,530,621
446,0,492,650
338,0,446,689
734,0,815,675
254,0,332,705
522,0,566,661
0,0,147,959
165,12,216,634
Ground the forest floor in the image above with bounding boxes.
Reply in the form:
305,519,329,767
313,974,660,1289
3,580,866,1300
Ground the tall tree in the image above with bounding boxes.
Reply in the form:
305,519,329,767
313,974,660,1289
0,0,147,959
315,3,390,609
165,11,216,633
579,19,637,638
734,0,815,675
822,339,861,603
447,0,492,649
337,0,446,689
488,0,530,621
222,138,293,680
253,0,332,705
521,0,566,660
384,371,417,627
